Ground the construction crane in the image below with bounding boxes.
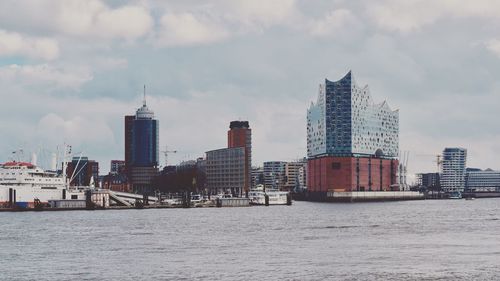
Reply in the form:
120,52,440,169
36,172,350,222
161,145,177,167
415,154,442,173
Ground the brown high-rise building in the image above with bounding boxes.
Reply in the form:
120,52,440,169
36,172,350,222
227,121,252,193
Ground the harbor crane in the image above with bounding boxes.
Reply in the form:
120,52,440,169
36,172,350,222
161,146,177,167
415,154,443,173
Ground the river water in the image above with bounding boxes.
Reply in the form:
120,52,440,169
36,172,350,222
1,199,499,280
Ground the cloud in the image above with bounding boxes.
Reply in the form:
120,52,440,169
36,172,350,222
0,0,153,41
56,1,153,40
156,13,229,47
0,30,59,60
367,0,500,33
37,113,115,146
220,0,299,29
0,64,92,90
153,0,301,47
308,9,361,37
485,39,500,58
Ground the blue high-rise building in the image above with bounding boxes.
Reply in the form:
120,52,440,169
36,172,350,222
125,89,159,193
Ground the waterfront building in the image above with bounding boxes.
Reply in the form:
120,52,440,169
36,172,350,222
284,160,307,192
440,147,467,192
101,173,132,193
110,160,125,174
306,71,399,198
204,121,251,196
154,158,206,193
227,121,252,192
251,167,264,189
124,90,159,193
205,147,246,195
263,161,286,190
416,173,440,190
465,168,500,192
66,157,99,186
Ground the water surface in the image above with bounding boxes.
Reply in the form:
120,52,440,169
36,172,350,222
1,199,499,280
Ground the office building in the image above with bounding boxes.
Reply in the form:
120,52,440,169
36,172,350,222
263,161,286,190
205,147,246,195
416,173,440,189
228,121,252,192
465,168,500,192
110,160,125,174
306,71,399,198
205,121,252,196
124,90,159,193
440,147,467,192
284,160,307,192
251,167,264,189
101,173,132,193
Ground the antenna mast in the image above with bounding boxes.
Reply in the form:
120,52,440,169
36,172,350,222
143,84,146,106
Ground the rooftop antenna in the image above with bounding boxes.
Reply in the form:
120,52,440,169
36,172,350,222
143,84,146,106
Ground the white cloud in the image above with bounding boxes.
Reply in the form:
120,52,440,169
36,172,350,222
368,0,500,33
157,13,229,47
0,30,59,60
0,64,92,90
56,0,153,40
485,39,500,58
37,113,115,146
0,0,153,41
308,9,360,37
220,0,299,28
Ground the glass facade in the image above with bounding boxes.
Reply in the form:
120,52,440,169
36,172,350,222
307,71,399,158
465,169,500,192
131,119,159,167
440,147,467,192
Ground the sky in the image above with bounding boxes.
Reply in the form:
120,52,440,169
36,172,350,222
0,0,499,182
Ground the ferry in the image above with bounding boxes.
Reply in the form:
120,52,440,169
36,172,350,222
0,148,88,208
248,185,290,205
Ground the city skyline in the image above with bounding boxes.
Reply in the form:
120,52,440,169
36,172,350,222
0,1,499,178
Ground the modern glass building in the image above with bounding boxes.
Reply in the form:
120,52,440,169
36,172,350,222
124,95,159,193
465,168,500,192
306,71,399,196
440,147,467,192
307,71,399,158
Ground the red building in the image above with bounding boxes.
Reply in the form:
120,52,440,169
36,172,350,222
227,121,252,193
307,156,398,194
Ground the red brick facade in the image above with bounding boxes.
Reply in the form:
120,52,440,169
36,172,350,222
227,126,251,192
307,156,399,192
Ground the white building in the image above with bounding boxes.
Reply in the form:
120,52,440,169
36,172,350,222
465,169,500,192
284,160,307,191
440,147,467,192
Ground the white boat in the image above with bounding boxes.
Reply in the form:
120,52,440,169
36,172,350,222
0,161,86,208
248,185,289,205
448,191,462,199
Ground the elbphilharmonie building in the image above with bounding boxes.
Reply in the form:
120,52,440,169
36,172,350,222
306,71,400,198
